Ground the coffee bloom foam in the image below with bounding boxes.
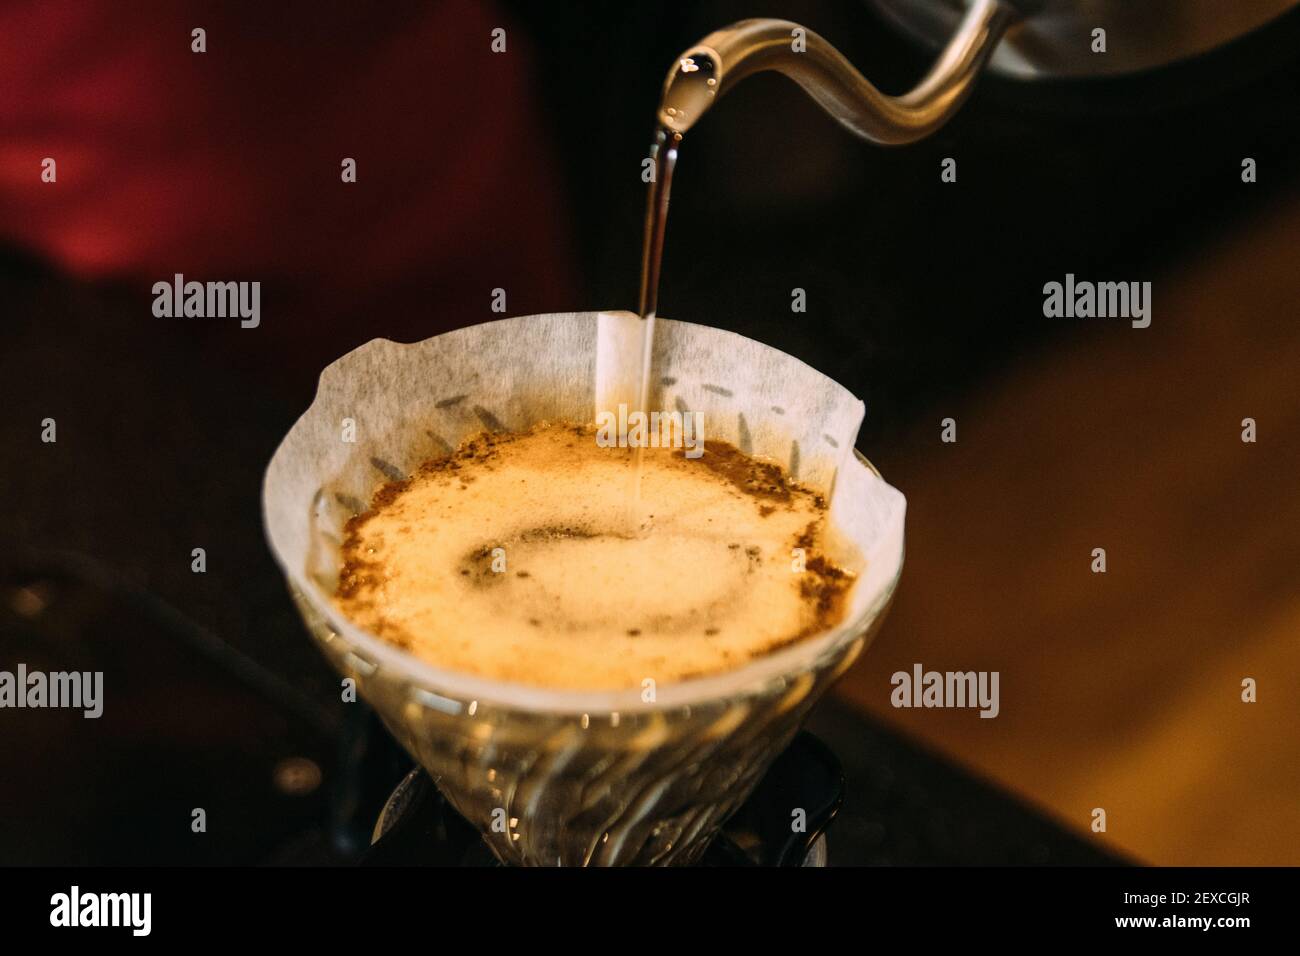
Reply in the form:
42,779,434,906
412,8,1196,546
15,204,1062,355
334,422,857,689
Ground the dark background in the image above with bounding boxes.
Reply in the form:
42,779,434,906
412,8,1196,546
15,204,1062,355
2,0,1298,865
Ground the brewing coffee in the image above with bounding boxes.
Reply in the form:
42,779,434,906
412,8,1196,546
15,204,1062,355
335,421,857,689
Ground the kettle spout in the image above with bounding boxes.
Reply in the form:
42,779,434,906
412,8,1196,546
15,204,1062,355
657,0,1023,145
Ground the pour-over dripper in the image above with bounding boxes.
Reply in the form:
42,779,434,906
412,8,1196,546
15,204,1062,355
262,312,905,865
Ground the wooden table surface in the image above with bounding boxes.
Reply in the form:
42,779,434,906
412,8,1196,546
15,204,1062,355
834,185,1300,866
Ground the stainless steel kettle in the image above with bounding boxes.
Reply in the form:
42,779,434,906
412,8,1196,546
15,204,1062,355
659,0,1300,146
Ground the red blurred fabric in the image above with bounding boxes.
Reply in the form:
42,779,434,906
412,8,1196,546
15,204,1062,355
0,0,578,372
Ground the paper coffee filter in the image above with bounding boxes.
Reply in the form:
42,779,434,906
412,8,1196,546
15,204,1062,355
263,310,905,709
